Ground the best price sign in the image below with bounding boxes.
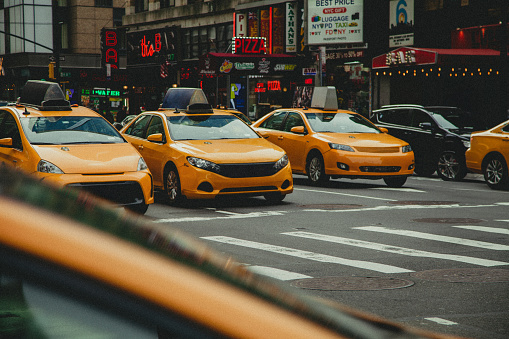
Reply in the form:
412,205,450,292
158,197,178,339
307,0,364,45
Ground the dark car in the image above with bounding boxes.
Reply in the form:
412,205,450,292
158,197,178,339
370,104,482,180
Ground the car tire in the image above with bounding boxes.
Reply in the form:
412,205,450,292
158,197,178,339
164,164,184,205
306,152,329,184
437,151,467,181
483,154,509,190
264,192,285,204
383,176,407,188
126,202,149,215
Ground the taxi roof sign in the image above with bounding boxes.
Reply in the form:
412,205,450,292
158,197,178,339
18,80,71,111
161,87,213,113
310,86,338,111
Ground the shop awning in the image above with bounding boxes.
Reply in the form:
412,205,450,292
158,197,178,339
372,47,504,69
199,52,300,76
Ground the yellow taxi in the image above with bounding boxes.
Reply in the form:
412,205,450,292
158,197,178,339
0,80,153,214
251,87,415,188
465,119,509,190
120,87,293,205
0,165,463,338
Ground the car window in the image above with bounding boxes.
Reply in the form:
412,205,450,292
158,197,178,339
125,115,152,138
410,109,434,128
146,116,165,138
306,112,381,133
502,124,509,133
167,115,259,140
259,111,287,130
377,109,411,126
0,111,23,150
20,116,125,145
282,112,305,132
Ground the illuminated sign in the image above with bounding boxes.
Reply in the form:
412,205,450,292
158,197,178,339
255,83,266,93
233,37,267,54
267,80,281,91
101,28,119,69
127,27,178,66
91,88,121,97
372,47,438,69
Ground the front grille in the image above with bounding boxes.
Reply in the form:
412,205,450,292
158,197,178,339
218,163,277,178
354,147,400,153
67,181,144,205
359,166,401,173
220,186,277,193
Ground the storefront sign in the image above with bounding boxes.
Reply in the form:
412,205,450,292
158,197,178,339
127,27,178,66
235,13,248,37
326,50,365,60
233,37,267,54
302,67,317,75
389,0,414,47
248,11,259,36
286,2,297,53
235,62,255,70
101,28,119,69
372,47,437,69
260,9,271,52
307,0,364,45
272,5,285,54
220,60,234,73
91,88,121,97
199,53,299,76
274,64,297,71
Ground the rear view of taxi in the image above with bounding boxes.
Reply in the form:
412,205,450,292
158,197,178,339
121,88,293,205
0,80,153,214
465,119,509,190
252,87,415,188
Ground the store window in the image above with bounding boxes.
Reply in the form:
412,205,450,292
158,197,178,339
160,0,175,8
182,23,233,60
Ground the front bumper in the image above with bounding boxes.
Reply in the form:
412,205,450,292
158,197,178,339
178,163,293,199
323,150,415,178
36,170,154,206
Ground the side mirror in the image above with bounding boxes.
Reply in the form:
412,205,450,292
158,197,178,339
419,122,433,130
147,133,164,143
290,126,306,134
378,127,388,133
113,122,123,130
0,137,13,147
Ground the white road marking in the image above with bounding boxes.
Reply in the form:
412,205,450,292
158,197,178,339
424,318,458,326
496,220,509,223
294,188,397,201
303,203,497,213
371,187,426,193
453,225,509,235
154,211,286,223
282,232,509,267
354,226,509,250
201,236,414,274
246,266,312,280
496,202,509,205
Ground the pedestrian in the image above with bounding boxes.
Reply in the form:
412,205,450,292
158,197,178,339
116,105,127,123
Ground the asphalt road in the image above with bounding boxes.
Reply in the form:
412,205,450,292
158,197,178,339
145,173,509,339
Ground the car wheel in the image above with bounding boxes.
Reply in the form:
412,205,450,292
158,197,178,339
437,151,467,181
126,202,149,215
383,176,407,188
306,153,329,184
483,154,509,190
264,192,285,204
164,164,184,205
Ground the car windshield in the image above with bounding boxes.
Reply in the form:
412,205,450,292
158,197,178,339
20,116,125,145
306,112,381,133
167,115,260,140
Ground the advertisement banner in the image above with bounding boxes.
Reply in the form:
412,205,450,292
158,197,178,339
248,11,259,37
272,5,285,54
286,2,297,53
389,0,414,47
127,27,178,66
307,0,363,45
260,9,271,52
236,13,248,37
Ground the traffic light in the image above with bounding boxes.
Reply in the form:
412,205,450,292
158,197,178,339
48,62,56,79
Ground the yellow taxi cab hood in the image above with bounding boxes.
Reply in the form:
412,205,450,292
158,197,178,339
315,132,407,147
33,143,141,173
174,138,286,163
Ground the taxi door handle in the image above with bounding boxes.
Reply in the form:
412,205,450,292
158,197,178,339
278,136,284,140
260,133,270,139
138,145,144,150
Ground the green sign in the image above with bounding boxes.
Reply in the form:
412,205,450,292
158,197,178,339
91,89,121,97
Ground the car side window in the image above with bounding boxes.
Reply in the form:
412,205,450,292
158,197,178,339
146,116,165,139
259,111,287,130
378,109,411,126
283,112,305,132
125,115,152,138
411,109,433,128
502,124,509,133
0,111,23,150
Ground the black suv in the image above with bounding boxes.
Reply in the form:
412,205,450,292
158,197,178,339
370,105,485,180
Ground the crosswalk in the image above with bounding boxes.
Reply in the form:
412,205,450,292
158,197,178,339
201,225,509,280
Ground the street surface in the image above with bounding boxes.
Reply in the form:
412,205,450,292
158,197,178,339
145,173,509,339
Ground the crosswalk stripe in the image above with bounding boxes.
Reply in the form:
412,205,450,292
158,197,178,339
201,236,414,274
353,226,509,250
282,231,509,267
453,225,509,235
246,266,312,280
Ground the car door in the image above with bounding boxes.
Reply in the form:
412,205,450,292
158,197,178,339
408,108,443,167
256,110,288,146
374,108,412,142
139,114,168,185
0,110,29,169
277,111,309,172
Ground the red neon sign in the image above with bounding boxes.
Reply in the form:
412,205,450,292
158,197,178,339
103,30,118,69
141,33,162,58
254,83,266,93
268,80,281,91
233,37,267,54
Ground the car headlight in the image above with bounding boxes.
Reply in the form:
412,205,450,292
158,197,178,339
402,145,412,153
137,157,148,171
329,143,354,152
37,160,64,174
187,157,221,173
462,140,471,148
273,154,289,171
